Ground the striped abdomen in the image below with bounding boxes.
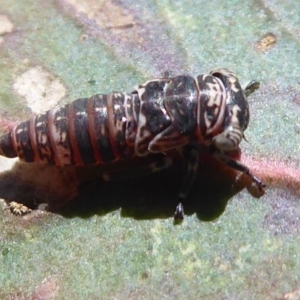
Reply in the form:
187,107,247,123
0,93,140,165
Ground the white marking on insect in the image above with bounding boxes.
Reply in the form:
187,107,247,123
16,128,25,134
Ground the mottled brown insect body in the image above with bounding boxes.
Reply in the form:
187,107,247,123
0,68,265,221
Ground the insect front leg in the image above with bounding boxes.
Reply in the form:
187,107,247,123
174,147,199,223
210,146,266,193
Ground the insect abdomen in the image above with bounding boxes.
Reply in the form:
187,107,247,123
0,92,140,166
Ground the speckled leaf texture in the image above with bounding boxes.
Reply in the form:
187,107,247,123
0,1,300,299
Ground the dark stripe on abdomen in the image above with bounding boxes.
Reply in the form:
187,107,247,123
89,94,116,163
0,132,17,158
69,98,96,165
34,113,55,164
13,120,35,162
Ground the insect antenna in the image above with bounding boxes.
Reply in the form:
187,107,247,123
245,81,260,97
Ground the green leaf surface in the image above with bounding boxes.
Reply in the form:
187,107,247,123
1,0,300,299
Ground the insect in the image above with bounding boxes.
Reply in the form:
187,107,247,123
0,68,265,221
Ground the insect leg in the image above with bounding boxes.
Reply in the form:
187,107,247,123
174,148,199,223
210,147,265,193
244,81,260,97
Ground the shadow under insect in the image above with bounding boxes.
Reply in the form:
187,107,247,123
61,149,252,222
0,147,260,222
